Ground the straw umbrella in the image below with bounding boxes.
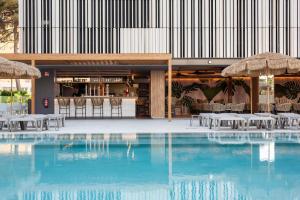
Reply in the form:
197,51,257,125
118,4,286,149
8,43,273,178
0,56,41,114
221,52,300,112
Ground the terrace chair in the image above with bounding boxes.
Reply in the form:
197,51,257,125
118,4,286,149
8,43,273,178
275,103,292,113
91,97,104,118
211,103,226,113
57,98,70,118
110,98,122,118
202,103,212,112
259,103,274,113
74,98,87,118
225,103,232,112
292,103,300,113
231,103,245,113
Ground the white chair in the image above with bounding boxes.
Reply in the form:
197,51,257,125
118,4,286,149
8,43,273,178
276,103,292,113
231,103,245,113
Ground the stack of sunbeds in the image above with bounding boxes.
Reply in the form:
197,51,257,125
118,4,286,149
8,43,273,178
190,112,300,131
0,113,65,132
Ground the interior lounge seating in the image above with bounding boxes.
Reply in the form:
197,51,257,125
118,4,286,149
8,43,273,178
231,103,245,113
292,103,300,113
275,103,292,113
259,103,275,113
211,103,226,113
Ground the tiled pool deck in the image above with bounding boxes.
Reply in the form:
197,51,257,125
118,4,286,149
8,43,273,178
2,119,300,134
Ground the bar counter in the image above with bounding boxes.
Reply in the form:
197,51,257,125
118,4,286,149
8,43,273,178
54,96,137,118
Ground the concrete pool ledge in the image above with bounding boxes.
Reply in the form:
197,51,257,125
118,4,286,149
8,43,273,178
1,119,300,134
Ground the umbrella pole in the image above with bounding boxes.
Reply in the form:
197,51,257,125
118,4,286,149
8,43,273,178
266,60,270,113
10,79,13,115
267,81,270,113
250,78,253,114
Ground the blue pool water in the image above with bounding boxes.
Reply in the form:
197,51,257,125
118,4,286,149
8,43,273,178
1,133,300,200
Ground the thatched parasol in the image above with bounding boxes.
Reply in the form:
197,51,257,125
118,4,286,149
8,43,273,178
221,52,300,113
0,56,41,114
0,57,41,79
221,52,300,77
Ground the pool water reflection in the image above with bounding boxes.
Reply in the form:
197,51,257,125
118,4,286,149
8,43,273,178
1,133,300,200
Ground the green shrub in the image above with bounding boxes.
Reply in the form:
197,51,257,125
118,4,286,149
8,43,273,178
0,90,30,103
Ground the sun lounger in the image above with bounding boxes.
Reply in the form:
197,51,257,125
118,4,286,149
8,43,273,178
190,113,212,127
8,114,49,132
190,114,201,126
254,113,282,128
0,117,7,130
278,113,300,129
47,114,65,130
209,113,246,130
240,114,275,130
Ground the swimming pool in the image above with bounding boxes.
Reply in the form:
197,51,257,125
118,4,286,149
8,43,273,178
1,132,300,200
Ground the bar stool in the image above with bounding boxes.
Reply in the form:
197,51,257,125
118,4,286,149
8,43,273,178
57,98,70,118
91,97,104,118
110,98,122,118
74,98,87,118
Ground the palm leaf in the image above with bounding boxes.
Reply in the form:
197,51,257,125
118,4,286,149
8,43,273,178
171,81,183,98
283,81,300,100
233,79,250,96
275,84,288,98
180,95,195,108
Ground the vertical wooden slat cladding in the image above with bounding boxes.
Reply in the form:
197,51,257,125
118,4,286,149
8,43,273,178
20,0,300,58
150,70,165,118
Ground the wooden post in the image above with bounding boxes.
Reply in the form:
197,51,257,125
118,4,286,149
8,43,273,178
250,78,252,113
31,60,36,114
168,60,172,121
251,77,259,113
227,77,233,103
150,71,165,118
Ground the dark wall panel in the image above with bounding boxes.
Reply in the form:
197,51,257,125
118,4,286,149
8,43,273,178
35,69,55,114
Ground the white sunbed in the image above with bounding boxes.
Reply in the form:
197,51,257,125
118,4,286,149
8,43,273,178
190,113,212,127
254,113,282,128
278,113,300,129
208,113,246,130
8,114,49,132
235,113,275,130
0,117,8,130
47,114,65,130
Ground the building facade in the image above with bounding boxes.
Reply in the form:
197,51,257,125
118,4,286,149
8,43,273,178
14,0,300,117
19,0,300,58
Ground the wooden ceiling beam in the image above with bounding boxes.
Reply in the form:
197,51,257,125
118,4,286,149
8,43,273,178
0,53,171,62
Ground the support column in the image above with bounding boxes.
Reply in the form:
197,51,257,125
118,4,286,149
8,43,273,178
31,60,36,114
251,77,259,113
150,70,165,118
168,60,172,121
